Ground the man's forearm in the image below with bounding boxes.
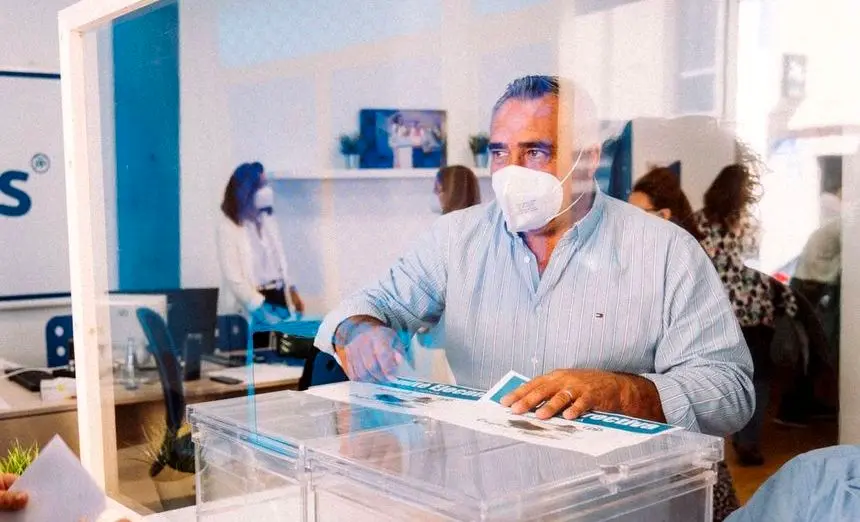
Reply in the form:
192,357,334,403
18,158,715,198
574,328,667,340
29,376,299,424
333,315,386,349
615,373,667,423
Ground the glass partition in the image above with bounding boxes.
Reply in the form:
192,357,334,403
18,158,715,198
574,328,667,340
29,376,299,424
49,0,857,516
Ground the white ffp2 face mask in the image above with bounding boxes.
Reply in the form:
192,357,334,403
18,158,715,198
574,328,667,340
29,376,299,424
491,150,587,232
254,185,275,211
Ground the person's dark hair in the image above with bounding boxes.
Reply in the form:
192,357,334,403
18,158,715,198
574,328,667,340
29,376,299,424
436,165,481,214
221,162,266,225
632,168,702,240
492,75,560,115
703,163,761,229
492,75,599,151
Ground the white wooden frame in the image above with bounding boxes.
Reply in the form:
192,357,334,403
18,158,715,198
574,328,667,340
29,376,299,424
58,0,159,490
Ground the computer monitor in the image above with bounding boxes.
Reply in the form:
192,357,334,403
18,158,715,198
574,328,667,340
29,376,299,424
108,293,168,368
112,289,218,349
165,288,218,381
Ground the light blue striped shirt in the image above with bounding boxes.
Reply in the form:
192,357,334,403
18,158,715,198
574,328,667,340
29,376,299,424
316,189,754,436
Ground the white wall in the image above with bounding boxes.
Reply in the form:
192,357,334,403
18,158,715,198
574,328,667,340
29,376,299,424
178,0,720,311
0,0,76,71
735,0,860,273
631,116,736,210
0,75,69,296
178,0,567,310
0,0,80,298
0,1,112,367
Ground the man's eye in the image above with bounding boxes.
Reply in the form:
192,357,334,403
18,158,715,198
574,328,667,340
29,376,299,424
526,149,549,160
490,149,508,159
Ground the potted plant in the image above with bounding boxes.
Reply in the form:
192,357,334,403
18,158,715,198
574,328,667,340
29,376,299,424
338,133,365,169
138,423,196,511
469,134,490,168
0,441,38,475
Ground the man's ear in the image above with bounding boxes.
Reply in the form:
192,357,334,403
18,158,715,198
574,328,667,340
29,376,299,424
657,208,673,221
577,145,602,180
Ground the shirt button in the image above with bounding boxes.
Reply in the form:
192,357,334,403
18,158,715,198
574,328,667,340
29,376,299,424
523,256,530,264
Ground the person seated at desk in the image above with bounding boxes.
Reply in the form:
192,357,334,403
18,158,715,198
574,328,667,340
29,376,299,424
217,162,305,345
315,75,754,436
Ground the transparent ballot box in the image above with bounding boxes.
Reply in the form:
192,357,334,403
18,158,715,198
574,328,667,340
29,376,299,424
191,388,723,521
306,421,723,522
188,391,417,521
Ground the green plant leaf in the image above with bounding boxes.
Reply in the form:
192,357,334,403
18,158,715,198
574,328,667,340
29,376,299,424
0,441,39,475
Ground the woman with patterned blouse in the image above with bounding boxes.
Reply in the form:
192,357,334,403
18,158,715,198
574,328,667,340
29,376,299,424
630,168,741,521
693,163,800,467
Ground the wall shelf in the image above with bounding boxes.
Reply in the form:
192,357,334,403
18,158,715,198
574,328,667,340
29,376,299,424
269,168,490,180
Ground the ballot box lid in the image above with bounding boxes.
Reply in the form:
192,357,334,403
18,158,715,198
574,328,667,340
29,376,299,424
188,390,418,463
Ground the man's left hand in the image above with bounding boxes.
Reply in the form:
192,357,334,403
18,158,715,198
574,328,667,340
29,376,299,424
500,369,623,421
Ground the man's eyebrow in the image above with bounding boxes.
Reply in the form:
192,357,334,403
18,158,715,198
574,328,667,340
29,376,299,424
518,141,554,152
488,141,555,151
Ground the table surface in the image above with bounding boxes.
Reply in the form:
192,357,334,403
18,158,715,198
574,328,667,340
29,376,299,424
0,361,302,420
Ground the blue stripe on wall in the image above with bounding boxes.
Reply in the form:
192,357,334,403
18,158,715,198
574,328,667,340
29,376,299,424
113,2,180,291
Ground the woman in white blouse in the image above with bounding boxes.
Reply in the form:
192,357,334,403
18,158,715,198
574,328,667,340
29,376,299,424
216,162,304,335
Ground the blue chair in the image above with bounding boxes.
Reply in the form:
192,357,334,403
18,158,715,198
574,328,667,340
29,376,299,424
136,307,195,475
216,314,248,351
45,315,74,368
298,349,349,391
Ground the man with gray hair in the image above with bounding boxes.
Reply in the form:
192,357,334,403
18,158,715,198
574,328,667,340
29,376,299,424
315,75,753,436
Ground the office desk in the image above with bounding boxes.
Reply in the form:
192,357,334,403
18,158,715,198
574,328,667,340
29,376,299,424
0,361,301,453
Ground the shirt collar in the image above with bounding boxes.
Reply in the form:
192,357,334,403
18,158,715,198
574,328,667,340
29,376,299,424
560,183,606,246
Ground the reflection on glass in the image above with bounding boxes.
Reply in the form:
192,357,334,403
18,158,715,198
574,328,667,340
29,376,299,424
26,0,856,517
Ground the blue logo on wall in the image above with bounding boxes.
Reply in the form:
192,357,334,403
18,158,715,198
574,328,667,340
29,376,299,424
0,170,33,217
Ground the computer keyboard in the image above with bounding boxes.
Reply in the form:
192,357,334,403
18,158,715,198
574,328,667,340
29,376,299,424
6,368,75,392
202,349,304,368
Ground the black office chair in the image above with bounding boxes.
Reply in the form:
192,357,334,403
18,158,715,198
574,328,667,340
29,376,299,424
297,348,349,391
136,307,195,476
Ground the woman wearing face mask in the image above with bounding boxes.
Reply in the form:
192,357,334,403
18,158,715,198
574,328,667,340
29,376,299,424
217,162,304,337
431,165,481,214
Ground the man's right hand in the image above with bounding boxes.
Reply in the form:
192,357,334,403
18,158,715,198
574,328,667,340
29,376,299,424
334,316,406,382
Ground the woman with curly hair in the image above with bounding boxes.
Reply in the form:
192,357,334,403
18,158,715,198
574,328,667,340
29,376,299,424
629,167,740,521
693,162,809,468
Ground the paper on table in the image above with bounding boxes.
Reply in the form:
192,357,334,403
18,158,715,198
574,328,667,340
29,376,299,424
309,373,682,457
479,370,530,404
208,363,303,385
7,436,106,522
